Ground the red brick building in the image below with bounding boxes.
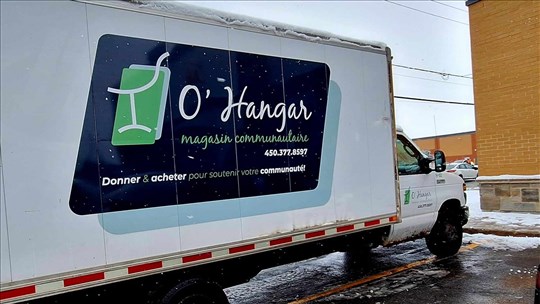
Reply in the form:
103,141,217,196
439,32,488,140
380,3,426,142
414,132,477,164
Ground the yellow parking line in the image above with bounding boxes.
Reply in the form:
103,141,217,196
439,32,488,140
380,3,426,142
288,243,479,304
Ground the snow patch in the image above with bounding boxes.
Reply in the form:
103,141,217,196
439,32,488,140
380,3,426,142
464,233,540,251
466,189,540,227
476,174,540,181
464,188,540,250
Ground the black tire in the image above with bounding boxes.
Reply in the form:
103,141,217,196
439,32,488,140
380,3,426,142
160,279,229,304
347,243,373,258
426,218,463,258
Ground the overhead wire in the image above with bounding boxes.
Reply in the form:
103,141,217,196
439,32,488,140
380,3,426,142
384,0,469,26
393,73,472,86
430,0,468,13
393,64,473,79
380,1,473,106
395,95,474,106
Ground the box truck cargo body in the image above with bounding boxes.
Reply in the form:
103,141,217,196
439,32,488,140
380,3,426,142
0,1,467,303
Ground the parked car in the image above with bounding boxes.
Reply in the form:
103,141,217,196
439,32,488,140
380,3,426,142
445,162,478,180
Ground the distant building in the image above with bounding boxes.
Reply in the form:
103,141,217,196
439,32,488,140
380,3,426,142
414,132,477,164
466,0,539,213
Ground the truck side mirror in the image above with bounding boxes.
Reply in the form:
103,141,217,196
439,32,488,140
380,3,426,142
434,150,446,172
419,157,434,174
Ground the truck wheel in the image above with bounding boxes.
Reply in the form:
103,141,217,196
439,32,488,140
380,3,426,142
348,243,372,258
425,218,463,258
160,278,229,304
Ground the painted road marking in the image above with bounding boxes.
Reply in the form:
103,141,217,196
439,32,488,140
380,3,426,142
288,243,480,304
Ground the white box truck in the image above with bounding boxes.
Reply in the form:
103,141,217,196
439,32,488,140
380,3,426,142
0,1,468,303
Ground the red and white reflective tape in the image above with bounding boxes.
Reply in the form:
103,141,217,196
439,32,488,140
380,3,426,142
0,215,397,303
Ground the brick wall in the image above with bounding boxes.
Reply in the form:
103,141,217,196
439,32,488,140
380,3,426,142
414,132,476,163
415,138,436,151
439,135,474,160
468,0,540,176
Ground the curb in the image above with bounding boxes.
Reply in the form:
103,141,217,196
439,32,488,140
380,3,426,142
463,227,540,238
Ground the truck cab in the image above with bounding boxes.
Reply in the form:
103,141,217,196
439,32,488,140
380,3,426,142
384,126,469,257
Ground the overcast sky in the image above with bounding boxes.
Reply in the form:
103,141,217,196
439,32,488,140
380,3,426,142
179,0,475,139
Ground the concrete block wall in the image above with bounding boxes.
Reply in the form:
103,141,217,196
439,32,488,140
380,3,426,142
478,178,540,213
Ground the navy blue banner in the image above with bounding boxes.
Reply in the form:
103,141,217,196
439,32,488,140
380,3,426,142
70,34,330,215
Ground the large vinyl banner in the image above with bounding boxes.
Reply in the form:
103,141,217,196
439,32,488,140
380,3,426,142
70,34,340,226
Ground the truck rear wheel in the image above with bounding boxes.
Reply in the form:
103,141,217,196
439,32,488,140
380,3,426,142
426,218,463,258
160,278,229,304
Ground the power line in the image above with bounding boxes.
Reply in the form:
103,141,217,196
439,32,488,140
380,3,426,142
394,73,472,86
384,0,469,26
395,95,474,106
431,0,468,13
393,64,473,79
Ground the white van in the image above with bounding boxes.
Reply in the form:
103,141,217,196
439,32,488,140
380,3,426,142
384,126,469,257
0,1,467,302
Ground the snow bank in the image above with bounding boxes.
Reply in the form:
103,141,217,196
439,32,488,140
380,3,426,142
465,188,540,250
466,189,540,227
476,174,540,181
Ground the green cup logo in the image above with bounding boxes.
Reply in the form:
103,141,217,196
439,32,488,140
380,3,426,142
108,52,170,146
404,188,411,205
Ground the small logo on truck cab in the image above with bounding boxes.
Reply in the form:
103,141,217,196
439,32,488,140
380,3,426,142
404,188,411,205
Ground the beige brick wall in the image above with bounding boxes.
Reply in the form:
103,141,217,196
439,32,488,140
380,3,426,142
468,0,540,176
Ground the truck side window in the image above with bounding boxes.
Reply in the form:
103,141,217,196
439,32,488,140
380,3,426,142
396,135,422,175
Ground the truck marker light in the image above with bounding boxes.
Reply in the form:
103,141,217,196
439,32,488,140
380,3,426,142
365,219,381,227
63,272,105,287
182,252,212,263
229,244,256,254
128,261,163,274
270,236,293,246
305,230,326,239
336,225,355,232
0,286,36,301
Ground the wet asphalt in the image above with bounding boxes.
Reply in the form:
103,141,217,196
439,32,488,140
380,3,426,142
225,238,539,304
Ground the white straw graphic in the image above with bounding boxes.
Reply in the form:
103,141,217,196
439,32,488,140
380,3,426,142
108,52,169,133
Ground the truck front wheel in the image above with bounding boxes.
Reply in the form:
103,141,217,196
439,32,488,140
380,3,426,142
425,218,463,258
160,278,229,304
